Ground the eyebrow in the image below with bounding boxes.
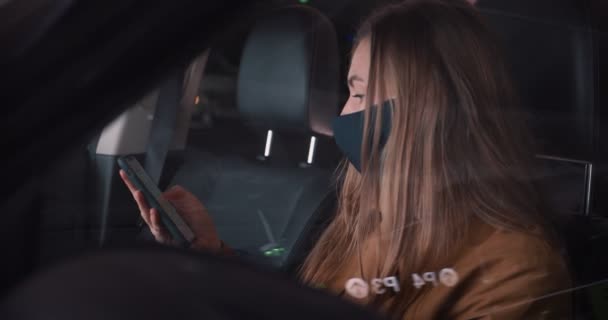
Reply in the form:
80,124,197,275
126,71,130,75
347,75,365,88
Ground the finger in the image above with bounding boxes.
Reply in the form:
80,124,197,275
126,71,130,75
134,190,151,213
119,170,139,195
150,209,171,242
134,191,152,225
140,209,151,228
150,208,168,235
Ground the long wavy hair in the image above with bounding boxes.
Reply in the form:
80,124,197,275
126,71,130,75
299,0,555,316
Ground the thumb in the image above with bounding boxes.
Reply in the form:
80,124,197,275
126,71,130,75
164,185,186,200
163,186,202,212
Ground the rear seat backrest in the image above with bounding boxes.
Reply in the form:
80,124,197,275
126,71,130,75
170,5,340,268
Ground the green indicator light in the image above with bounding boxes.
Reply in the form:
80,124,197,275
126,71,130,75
299,0,309,4
264,247,286,257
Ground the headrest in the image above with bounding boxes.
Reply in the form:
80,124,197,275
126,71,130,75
236,5,340,136
0,248,382,320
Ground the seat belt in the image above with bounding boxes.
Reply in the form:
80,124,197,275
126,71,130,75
145,49,210,186
137,52,209,238
144,71,184,185
133,72,183,236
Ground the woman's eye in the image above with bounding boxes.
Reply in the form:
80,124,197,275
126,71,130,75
352,94,365,100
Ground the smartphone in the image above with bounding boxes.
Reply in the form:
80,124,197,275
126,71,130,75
117,156,196,247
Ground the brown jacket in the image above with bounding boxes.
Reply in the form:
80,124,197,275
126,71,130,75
329,223,572,319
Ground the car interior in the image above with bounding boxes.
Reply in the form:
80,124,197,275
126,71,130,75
1,0,607,319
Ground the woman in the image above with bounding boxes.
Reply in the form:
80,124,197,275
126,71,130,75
121,0,572,318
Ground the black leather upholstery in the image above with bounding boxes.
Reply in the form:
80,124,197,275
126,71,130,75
170,5,341,269
237,5,339,136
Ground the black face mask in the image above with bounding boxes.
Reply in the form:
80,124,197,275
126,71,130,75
331,100,393,172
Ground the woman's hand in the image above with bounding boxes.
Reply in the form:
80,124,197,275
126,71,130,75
119,170,223,253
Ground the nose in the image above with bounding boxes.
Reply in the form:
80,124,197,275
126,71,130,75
340,100,360,116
